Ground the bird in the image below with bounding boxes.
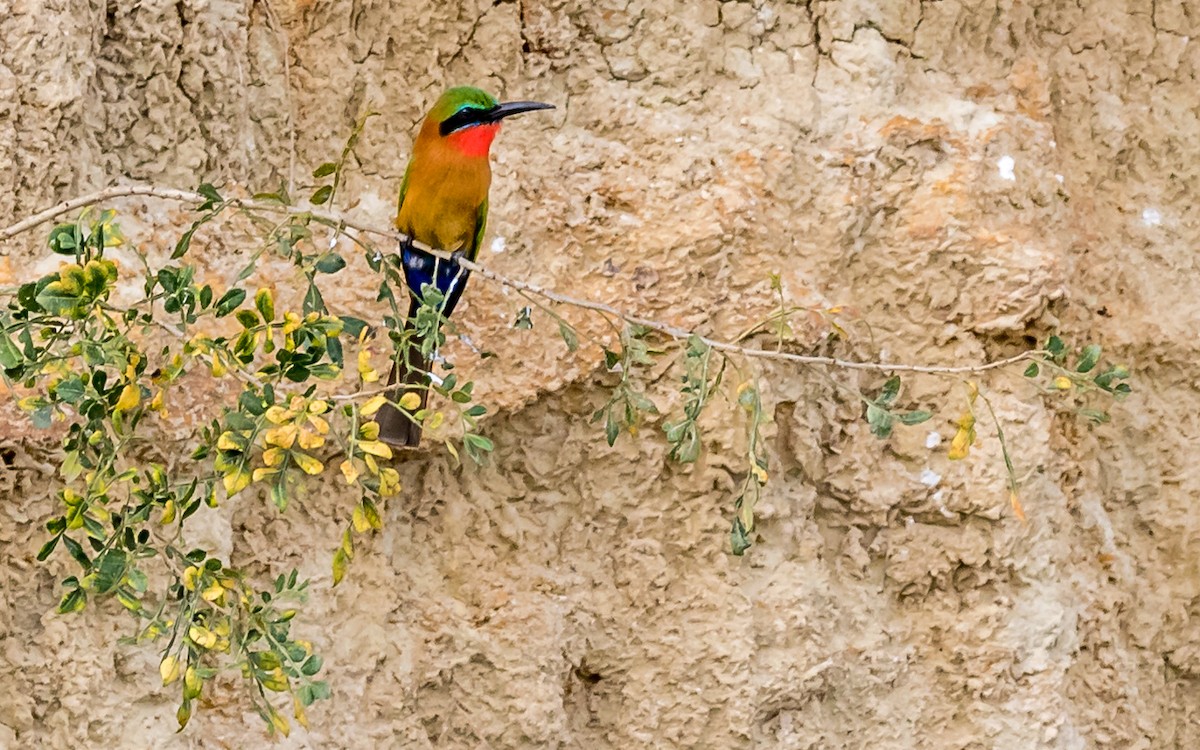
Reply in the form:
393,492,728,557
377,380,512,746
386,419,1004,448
374,86,554,448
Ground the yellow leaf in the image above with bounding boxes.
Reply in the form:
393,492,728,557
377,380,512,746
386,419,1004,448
948,413,976,461
340,459,360,485
182,566,200,591
293,696,309,730
298,428,325,450
159,655,180,685
264,405,291,424
223,468,251,496
210,357,227,377
282,312,301,335
252,467,279,482
149,389,165,412
307,414,330,434
114,383,140,412
264,424,298,449
308,399,329,415
358,440,393,459
352,505,370,533
188,625,218,650
183,665,202,699
1053,376,1072,390
269,708,291,737
201,581,225,603
357,350,379,383
289,395,306,411
398,392,422,411
427,411,445,431
216,431,241,451
161,499,177,525
379,467,401,497
332,548,348,586
359,421,380,440
360,395,387,417
751,464,768,484
363,453,378,474
292,452,324,475
262,447,285,467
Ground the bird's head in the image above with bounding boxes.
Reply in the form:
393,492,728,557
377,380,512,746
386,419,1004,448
424,86,554,158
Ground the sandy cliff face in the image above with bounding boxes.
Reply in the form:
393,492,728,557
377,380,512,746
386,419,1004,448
1,0,1197,747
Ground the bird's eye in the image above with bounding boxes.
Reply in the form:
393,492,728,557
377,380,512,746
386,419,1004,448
440,106,492,136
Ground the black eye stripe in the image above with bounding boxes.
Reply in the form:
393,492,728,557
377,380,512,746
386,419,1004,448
439,106,495,136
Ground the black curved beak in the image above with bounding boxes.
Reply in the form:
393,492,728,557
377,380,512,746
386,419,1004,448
487,101,555,122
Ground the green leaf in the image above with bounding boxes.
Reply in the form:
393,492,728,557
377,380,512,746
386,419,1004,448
464,433,494,453
36,535,60,562
1079,408,1111,424
0,329,23,368
303,283,325,314
898,410,933,426
866,404,894,439
513,306,533,330
35,282,84,318
62,535,91,568
214,288,246,317
197,183,223,209
57,587,87,614
310,185,333,205
1075,344,1102,373
1023,362,1039,378
172,223,198,259
48,224,80,255
604,409,619,446
338,316,368,338
730,516,752,556
309,680,331,701
301,654,323,676
312,162,337,178
93,549,128,594
558,321,579,352
235,309,260,329
271,480,288,512
877,376,901,407
1045,335,1066,362
314,252,346,275
55,376,85,404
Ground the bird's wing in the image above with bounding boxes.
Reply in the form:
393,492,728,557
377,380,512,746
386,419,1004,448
396,163,413,218
469,197,488,261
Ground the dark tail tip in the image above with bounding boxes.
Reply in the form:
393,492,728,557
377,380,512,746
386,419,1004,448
374,349,429,449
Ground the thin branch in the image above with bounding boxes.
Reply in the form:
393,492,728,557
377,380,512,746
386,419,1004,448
0,184,1037,376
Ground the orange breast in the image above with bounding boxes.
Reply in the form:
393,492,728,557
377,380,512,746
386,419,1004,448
396,143,492,254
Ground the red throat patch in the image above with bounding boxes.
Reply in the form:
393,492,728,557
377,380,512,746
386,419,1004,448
447,123,501,158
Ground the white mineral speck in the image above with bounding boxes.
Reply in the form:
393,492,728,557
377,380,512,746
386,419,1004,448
925,431,942,449
491,236,507,253
997,155,1016,181
1142,207,1162,226
920,468,942,487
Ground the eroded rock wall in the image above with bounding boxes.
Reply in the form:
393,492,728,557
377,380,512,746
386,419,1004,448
1,0,1198,747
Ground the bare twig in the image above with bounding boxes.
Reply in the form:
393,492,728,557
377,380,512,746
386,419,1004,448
0,184,1037,376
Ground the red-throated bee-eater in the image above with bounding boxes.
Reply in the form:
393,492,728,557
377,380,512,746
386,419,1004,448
375,86,554,447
